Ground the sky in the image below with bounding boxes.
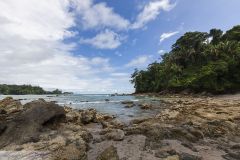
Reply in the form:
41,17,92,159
0,0,240,94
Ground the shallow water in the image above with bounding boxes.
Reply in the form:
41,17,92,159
0,94,162,122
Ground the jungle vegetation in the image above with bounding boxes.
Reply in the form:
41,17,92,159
0,84,62,95
131,25,240,94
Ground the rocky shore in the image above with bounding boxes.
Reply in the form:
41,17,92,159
0,95,239,160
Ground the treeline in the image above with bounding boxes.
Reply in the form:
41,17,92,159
131,25,240,94
0,84,62,95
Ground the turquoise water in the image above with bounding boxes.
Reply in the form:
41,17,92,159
0,94,162,122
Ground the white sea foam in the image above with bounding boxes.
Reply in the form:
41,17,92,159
57,99,139,105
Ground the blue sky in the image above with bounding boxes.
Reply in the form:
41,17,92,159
0,0,240,93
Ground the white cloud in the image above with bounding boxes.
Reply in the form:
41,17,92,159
125,55,152,68
159,31,179,43
158,49,165,55
80,29,123,49
0,0,133,93
71,0,130,30
0,0,178,93
131,0,175,29
0,0,75,41
111,73,129,77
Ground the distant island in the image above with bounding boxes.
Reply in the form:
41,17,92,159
0,84,70,95
131,25,240,94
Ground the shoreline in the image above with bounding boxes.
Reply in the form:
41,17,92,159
132,91,240,98
0,95,239,159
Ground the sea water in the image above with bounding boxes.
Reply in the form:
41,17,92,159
0,94,161,122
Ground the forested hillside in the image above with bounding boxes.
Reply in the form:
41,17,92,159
0,84,62,95
131,25,240,94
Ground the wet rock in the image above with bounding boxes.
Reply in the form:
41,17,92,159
181,142,198,152
101,119,125,129
23,98,46,109
54,143,87,160
121,101,134,105
223,150,240,160
95,113,114,122
202,119,238,138
124,104,135,108
156,109,179,119
97,145,119,160
47,135,67,151
164,155,180,160
110,119,125,129
140,103,152,110
155,151,171,158
0,97,22,113
0,100,66,148
83,132,94,143
80,109,97,124
178,152,202,160
66,109,81,123
93,136,104,144
66,106,115,125
224,121,238,130
155,147,177,158
207,120,222,126
179,153,202,160
63,106,73,113
187,128,204,140
130,118,150,125
103,129,125,141
180,89,192,95
146,140,169,150
231,144,240,149
0,123,7,135
0,109,7,114
169,127,203,143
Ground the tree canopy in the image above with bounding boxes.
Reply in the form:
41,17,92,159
131,25,240,94
0,84,62,95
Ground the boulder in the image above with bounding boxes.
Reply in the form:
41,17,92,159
54,143,87,160
164,155,180,160
178,152,202,160
130,118,150,125
80,109,97,124
0,97,22,113
64,106,73,113
181,142,198,152
0,123,7,135
223,147,240,160
95,113,114,122
0,109,7,114
124,104,135,108
103,129,125,141
231,144,240,149
157,109,179,119
101,119,125,129
169,127,203,143
0,100,66,148
155,147,177,158
66,110,81,123
140,103,152,110
121,101,134,105
97,145,119,160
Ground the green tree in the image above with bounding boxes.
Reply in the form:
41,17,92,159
209,29,223,45
131,25,240,94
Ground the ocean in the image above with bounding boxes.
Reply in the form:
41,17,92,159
0,94,161,122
